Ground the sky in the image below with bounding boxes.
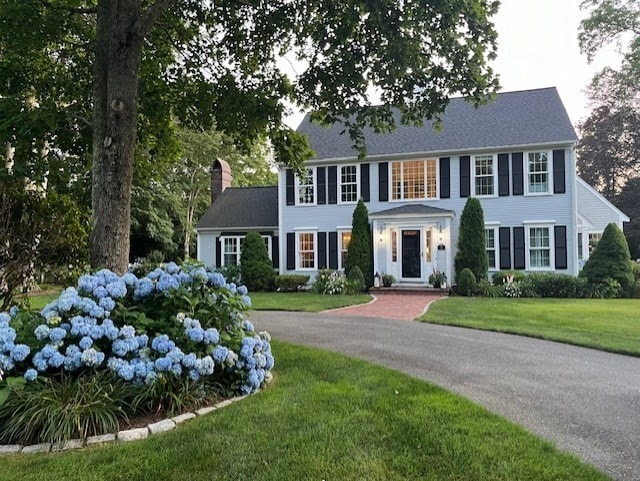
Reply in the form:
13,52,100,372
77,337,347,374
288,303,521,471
285,0,623,130
492,0,621,126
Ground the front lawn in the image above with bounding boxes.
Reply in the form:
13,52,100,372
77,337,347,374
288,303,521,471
420,297,640,356
0,341,608,481
249,291,371,312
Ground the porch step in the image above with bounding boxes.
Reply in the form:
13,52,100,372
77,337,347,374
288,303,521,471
370,286,449,296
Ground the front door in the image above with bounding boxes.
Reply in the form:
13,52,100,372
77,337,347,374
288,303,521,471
402,230,421,278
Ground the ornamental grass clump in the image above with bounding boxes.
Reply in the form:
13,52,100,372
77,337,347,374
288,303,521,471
0,262,273,445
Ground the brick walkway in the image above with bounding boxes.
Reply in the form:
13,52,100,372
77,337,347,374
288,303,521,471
325,293,447,321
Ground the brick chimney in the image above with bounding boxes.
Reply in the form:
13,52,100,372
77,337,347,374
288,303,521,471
211,158,232,204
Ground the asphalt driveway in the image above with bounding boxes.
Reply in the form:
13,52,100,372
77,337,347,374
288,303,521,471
250,310,640,481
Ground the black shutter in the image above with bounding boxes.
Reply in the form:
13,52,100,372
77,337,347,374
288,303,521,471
328,232,338,269
554,226,567,269
215,237,222,268
361,163,370,202
512,152,524,196
498,153,510,197
439,157,450,199
317,232,327,269
286,233,295,270
499,227,511,270
328,166,338,204
513,227,525,269
317,167,326,204
378,162,388,202
553,149,566,194
459,155,470,198
286,169,295,205
272,235,279,269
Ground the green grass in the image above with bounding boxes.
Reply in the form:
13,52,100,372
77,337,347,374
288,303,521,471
249,291,371,312
420,297,640,356
0,341,609,481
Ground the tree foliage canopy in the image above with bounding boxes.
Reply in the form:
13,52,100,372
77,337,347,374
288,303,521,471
1,0,501,271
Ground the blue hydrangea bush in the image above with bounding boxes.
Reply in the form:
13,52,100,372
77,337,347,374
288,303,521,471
0,263,273,442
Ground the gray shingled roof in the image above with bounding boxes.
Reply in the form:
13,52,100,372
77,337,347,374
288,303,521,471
297,88,577,160
196,186,278,230
370,204,455,218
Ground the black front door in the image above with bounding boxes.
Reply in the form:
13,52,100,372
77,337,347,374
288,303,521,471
402,230,421,278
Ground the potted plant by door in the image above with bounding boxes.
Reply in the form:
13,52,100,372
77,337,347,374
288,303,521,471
381,273,396,287
428,269,447,288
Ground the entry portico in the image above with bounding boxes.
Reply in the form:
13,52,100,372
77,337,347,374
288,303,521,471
370,205,454,285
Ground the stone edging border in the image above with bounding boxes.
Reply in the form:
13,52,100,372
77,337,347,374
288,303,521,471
321,294,377,313
0,394,249,455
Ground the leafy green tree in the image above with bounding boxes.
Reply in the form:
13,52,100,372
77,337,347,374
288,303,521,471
1,0,500,273
581,223,634,296
345,199,373,288
0,176,89,309
454,197,487,282
240,232,275,292
615,177,640,259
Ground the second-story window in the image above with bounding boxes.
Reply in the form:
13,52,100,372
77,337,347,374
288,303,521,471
340,165,358,203
474,154,496,196
391,159,437,200
527,152,550,194
297,168,315,205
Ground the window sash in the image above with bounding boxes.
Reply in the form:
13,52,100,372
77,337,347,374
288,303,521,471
340,231,351,269
340,165,358,203
474,155,495,196
485,228,496,269
528,227,550,268
390,159,437,200
297,168,315,204
527,152,549,193
298,233,315,269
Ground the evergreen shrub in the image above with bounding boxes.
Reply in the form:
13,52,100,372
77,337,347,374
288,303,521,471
240,232,276,292
457,268,477,296
345,199,373,288
454,198,488,283
581,223,634,297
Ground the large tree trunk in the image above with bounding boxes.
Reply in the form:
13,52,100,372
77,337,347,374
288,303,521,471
90,1,144,273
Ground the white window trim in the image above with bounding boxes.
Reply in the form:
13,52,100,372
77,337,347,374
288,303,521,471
295,231,317,271
220,236,242,267
524,151,553,196
338,229,352,271
525,224,555,271
389,159,439,202
472,154,498,198
219,234,272,267
295,167,317,206
338,164,360,205
485,225,499,271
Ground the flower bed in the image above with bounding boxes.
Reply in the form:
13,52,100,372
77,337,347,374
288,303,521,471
0,262,273,445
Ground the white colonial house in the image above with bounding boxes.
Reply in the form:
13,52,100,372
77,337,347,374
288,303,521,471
196,88,628,285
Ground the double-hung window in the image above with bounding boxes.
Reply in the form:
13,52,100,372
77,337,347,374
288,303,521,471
297,232,316,270
390,159,437,200
527,152,551,194
296,168,316,205
222,237,241,266
485,228,497,269
527,226,552,269
340,165,358,203
339,231,351,269
474,154,496,196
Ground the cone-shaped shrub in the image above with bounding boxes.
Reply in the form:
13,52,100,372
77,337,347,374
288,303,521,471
240,231,275,291
345,199,373,288
454,197,488,282
457,267,477,296
581,223,634,296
